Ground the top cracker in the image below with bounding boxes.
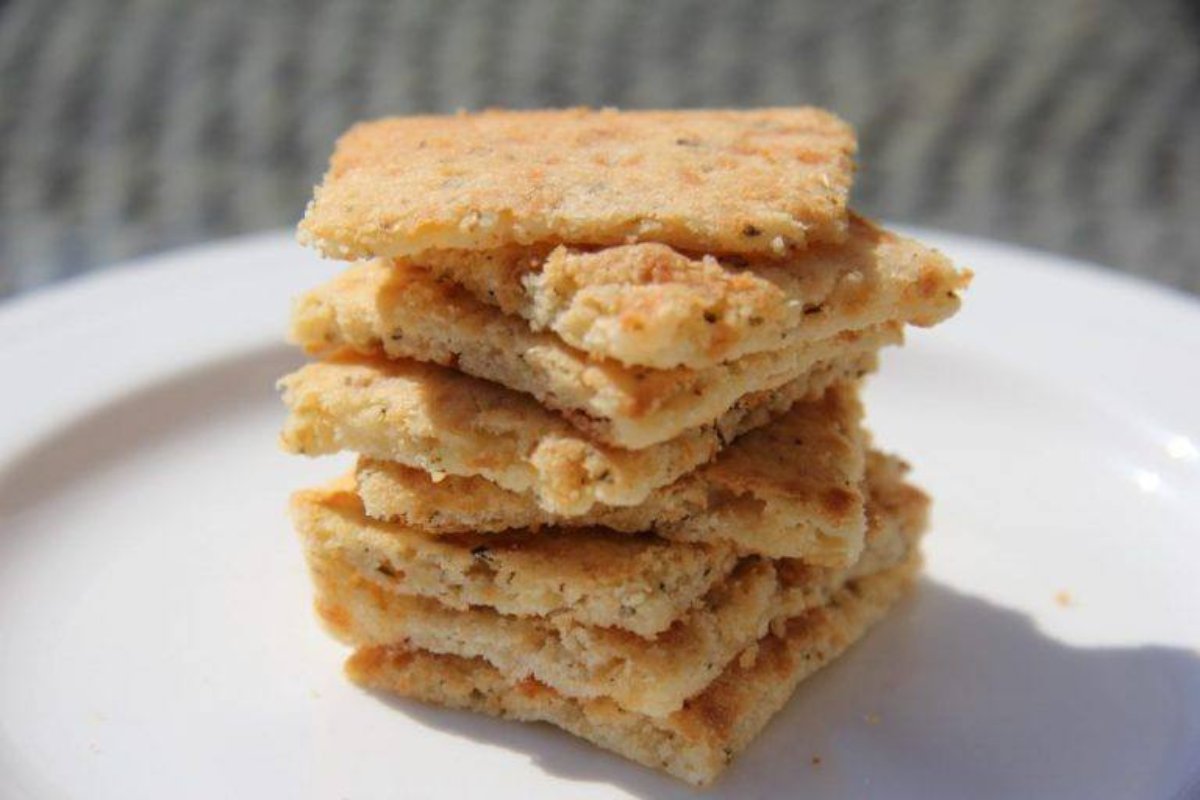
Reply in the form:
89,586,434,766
299,107,857,259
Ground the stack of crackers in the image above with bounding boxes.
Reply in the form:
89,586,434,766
279,108,969,786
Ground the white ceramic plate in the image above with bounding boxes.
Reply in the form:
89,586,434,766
1,231,1198,799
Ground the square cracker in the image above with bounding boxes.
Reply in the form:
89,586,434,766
299,107,856,261
288,257,901,449
413,214,969,369
304,453,927,719
278,348,875,516
292,476,738,639
355,383,871,565
345,550,919,787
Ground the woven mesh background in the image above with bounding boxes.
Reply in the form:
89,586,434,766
1,0,1197,296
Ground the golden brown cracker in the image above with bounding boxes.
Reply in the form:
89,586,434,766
299,107,856,260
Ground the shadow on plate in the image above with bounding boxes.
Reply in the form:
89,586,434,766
3,345,1199,798
361,580,1200,800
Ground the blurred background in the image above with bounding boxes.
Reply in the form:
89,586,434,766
1,0,1197,298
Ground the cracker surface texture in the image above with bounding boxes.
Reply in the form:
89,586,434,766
289,257,902,448
300,107,856,260
278,349,878,514
305,454,927,719
346,551,920,787
414,214,968,369
292,476,738,638
355,383,871,564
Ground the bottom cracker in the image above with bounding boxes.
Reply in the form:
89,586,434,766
345,551,920,787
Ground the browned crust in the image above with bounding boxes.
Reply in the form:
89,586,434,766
277,349,878,515
353,384,872,565
290,476,738,638
300,454,927,720
344,550,920,787
299,107,856,260
411,214,970,369
287,255,902,448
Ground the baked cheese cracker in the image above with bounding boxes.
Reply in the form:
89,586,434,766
299,107,855,260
